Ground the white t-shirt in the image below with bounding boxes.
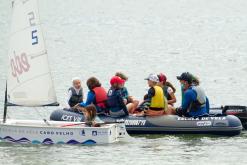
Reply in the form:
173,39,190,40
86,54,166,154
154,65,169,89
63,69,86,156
167,86,174,95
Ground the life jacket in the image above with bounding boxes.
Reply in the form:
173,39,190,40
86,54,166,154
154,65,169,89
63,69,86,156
68,87,83,107
92,87,107,108
150,86,165,111
187,86,207,113
107,88,128,116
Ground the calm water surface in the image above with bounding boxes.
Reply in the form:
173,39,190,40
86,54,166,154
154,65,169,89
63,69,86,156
1,0,247,164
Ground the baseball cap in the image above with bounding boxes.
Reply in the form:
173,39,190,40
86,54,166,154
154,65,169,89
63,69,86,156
158,73,167,82
110,76,125,85
177,72,193,84
144,73,159,83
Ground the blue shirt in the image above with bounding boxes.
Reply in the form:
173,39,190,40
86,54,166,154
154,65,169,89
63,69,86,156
79,91,95,107
181,87,207,117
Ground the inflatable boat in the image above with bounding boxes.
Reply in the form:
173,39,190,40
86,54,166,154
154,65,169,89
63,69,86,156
50,109,242,136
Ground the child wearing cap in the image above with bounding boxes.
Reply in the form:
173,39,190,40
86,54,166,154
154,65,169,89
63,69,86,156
137,74,168,116
176,72,208,117
157,73,176,106
115,72,139,110
107,76,136,117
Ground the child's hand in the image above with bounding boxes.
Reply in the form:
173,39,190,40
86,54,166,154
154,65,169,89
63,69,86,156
124,99,128,105
72,103,80,109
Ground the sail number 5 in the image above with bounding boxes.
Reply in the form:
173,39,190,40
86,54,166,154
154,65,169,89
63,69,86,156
28,11,38,45
32,30,38,45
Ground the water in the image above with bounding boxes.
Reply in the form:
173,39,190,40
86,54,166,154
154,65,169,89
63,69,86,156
1,0,247,164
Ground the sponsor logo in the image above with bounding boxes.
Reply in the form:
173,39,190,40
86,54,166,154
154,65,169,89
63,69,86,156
226,109,243,115
40,131,73,136
11,53,30,78
116,119,146,126
92,131,97,136
214,122,227,126
80,130,85,136
196,121,212,127
177,117,226,121
227,109,243,113
61,115,82,122
177,117,200,121
91,130,110,136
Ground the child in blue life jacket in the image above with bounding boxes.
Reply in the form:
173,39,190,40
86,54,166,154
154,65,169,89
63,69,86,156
115,72,139,110
107,76,136,117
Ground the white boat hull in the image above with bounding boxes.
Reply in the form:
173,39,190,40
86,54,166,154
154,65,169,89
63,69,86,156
0,119,128,145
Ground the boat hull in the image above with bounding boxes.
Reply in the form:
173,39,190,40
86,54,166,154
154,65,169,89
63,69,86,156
0,119,128,145
50,109,242,136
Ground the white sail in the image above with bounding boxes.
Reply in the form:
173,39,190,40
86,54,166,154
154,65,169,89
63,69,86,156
7,0,58,106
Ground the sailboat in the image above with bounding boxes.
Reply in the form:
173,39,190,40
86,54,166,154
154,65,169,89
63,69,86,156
0,0,128,145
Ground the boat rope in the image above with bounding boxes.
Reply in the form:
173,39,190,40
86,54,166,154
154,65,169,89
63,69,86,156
34,107,48,121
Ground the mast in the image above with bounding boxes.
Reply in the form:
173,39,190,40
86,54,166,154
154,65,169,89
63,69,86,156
3,82,7,123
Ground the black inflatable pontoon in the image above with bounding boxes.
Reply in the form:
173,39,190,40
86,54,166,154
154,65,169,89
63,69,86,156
50,109,242,136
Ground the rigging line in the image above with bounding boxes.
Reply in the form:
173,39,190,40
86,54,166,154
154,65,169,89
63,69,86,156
8,72,52,93
6,113,10,119
35,107,51,126
34,106,46,121
36,0,58,101
42,106,51,117
10,23,43,37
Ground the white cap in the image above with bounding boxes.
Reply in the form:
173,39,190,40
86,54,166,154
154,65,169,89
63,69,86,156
144,73,159,82
72,77,81,83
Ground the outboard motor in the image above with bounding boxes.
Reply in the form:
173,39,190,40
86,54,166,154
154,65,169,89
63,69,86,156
223,105,247,129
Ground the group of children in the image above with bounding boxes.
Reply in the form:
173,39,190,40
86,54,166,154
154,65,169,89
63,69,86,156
66,72,177,123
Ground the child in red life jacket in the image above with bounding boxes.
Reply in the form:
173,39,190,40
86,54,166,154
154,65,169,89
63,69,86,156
75,77,107,114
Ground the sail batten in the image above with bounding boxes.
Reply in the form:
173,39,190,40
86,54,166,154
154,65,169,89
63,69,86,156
7,0,58,106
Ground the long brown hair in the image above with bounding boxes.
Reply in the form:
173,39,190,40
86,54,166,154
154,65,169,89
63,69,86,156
192,75,200,86
165,81,176,93
84,104,97,122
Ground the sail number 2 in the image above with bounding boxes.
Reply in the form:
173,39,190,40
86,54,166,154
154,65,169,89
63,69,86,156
28,11,38,45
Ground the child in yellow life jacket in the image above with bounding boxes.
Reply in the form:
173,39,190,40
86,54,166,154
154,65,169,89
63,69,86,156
139,74,168,116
